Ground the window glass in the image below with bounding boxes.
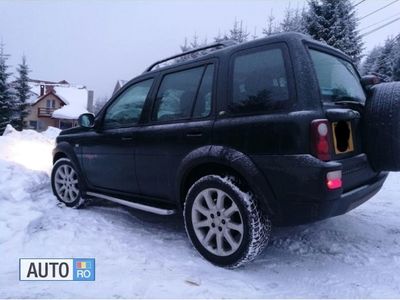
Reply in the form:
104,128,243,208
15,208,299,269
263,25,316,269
309,49,366,103
29,120,37,129
47,99,56,108
193,64,214,118
153,67,204,121
104,79,153,127
231,48,289,113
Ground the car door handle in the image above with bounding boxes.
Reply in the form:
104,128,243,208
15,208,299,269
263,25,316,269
186,132,203,137
121,137,133,141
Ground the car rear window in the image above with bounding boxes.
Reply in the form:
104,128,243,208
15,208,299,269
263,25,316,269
309,49,366,103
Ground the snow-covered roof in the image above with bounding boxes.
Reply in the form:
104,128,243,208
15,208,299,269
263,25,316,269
28,80,89,120
52,104,89,119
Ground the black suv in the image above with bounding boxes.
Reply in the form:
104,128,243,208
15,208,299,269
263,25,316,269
51,32,400,268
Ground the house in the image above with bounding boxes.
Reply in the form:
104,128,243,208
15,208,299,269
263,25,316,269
25,80,94,131
113,79,127,95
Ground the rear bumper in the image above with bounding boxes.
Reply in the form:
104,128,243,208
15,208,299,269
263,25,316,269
279,171,388,225
250,153,388,225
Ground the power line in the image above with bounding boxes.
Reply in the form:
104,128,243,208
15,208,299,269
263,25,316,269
360,16,400,36
354,0,367,7
359,12,400,31
359,0,400,20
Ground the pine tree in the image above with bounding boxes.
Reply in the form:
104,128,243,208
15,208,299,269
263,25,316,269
304,0,364,64
12,56,30,131
374,38,395,80
393,57,400,81
229,19,250,43
180,37,190,53
390,37,400,81
262,10,277,36
178,34,208,62
214,30,229,42
361,46,382,75
280,6,306,33
0,42,13,135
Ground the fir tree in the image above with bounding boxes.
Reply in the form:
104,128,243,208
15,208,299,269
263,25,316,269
391,37,400,81
280,6,306,33
229,19,249,43
13,56,30,131
262,10,277,36
361,46,381,75
393,57,400,81
214,30,229,42
304,0,364,64
0,42,13,135
375,38,395,80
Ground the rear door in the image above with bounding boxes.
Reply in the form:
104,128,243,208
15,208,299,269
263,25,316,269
80,78,154,194
135,62,216,201
213,43,298,155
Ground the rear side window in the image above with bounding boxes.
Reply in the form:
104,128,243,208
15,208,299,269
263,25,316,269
153,67,204,121
231,48,289,113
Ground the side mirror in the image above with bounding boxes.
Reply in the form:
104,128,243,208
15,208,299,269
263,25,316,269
361,75,381,88
78,113,95,128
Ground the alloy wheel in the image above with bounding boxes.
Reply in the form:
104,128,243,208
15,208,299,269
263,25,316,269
191,188,244,256
54,164,79,203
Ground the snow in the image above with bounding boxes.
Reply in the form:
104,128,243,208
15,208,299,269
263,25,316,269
52,104,89,120
1,127,400,298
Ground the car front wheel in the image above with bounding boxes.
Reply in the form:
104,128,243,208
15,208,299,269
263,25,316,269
51,158,85,208
184,175,271,268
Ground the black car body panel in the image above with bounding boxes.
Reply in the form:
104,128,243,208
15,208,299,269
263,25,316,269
54,32,387,225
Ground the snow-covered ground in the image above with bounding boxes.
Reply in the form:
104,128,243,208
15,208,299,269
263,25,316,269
1,126,400,298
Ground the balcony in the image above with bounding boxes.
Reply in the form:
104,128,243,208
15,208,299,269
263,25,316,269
38,107,56,117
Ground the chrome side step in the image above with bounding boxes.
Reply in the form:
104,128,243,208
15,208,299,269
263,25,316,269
86,192,176,215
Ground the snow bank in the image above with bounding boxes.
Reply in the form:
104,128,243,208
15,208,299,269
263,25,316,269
1,127,400,298
0,125,60,172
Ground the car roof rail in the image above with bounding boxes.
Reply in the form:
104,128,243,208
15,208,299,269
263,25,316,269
145,40,237,72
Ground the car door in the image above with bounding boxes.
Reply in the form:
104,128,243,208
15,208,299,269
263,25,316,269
135,62,216,201
80,78,154,194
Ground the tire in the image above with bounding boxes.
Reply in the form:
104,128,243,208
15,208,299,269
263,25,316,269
364,82,400,171
51,158,85,208
184,175,271,268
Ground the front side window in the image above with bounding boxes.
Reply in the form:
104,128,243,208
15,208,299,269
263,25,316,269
309,49,366,103
231,48,289,113
153,66,204,121
104,79,153,127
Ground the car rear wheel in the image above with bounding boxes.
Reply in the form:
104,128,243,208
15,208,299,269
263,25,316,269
184,175,271,268
51,158,85,208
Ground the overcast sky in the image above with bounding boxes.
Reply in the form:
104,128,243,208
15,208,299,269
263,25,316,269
0,0,399,100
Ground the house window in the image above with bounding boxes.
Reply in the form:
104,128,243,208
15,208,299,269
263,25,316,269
46,99,56,108
29,121,38,129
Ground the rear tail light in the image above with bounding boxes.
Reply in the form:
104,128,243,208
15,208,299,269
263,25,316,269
311,119,331,161
326,170,342,190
